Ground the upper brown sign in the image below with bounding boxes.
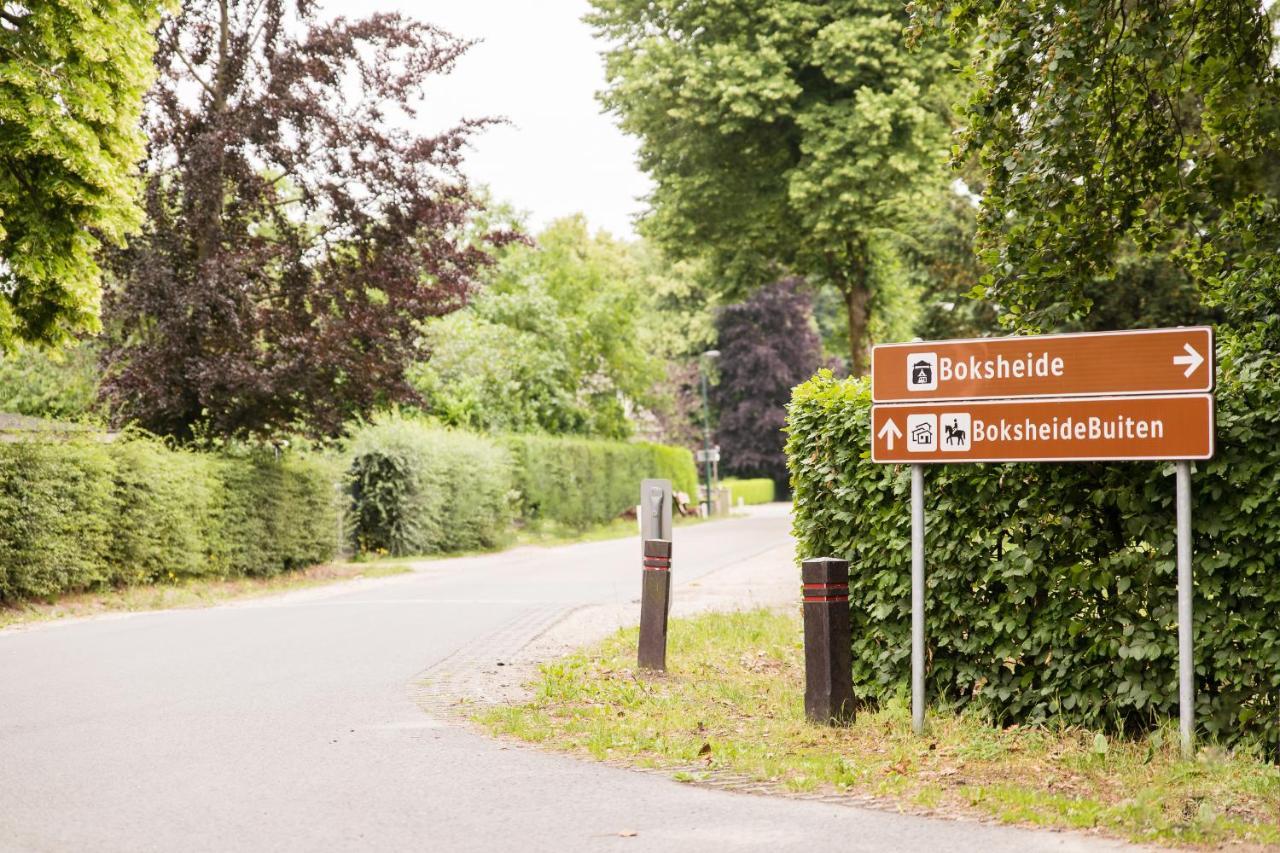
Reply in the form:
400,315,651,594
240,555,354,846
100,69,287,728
872,327,1214,402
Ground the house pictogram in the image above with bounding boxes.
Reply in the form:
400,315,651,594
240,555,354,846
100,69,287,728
911,422,933,445
905,352,938,391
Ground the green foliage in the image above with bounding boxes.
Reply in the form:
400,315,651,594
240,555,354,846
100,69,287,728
504,434,698,529
722,478,776,506
0,339,102,420
346,415,697,550
0,437,339,603
0,0,163,347
412,217,684,439
209,452,342,577
588,0,955,371
910,0,1280,342
786,339,1280,749
0,440,115,599
347,416,514,556
109,438,214,583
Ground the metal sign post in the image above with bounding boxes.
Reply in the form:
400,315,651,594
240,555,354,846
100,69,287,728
911,464,925,735
1177,461,1194,757
870,327,1214,748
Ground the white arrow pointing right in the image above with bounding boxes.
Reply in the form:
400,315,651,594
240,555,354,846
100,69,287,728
877,417,903,450
1173,342,1205,378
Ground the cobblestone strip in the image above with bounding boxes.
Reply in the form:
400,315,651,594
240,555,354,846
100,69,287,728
412,602,581,720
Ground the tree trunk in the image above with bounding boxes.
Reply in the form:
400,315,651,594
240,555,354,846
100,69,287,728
843,284,871,376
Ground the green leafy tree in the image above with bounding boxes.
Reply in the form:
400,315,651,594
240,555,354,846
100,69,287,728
0,0,163,348
0,338,102,420
411,217,673,438
588,0,954,373
910,0,1280,344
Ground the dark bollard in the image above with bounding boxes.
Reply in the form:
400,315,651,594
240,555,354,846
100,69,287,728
638,539,672,672
802,557,854,725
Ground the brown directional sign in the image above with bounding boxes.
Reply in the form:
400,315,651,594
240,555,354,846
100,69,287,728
872,327,1213,402
871,394,1214,463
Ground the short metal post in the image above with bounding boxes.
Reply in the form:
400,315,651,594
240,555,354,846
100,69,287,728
802,558,854,724
1176,460,1194,758
638,539,672,671
911,464,926,735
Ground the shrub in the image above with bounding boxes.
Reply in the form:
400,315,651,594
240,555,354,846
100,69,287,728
0,438,341,603
723,478,776,506
503,434,698,529
0,441,115,600
786,335,1280,749
347,417,513,556
209,452,342,576
110,439,216,583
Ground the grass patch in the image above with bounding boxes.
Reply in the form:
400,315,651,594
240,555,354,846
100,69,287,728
0,560,412,631
476,608,1280,848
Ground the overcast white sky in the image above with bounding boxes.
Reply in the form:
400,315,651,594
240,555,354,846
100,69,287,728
324,0,650,238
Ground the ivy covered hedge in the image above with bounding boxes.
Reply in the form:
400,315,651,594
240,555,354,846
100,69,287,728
0,438,340,603
786,336,1280,749
347,417,700,554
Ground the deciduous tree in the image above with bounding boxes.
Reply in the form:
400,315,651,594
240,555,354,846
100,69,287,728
0,0,163,348
412,217,667,438
588,0,954,373
910,0,1280,344
103,0,505,438
711,278,823,488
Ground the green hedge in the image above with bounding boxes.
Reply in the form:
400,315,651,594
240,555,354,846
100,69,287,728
503,434,698,529
0,438,341,603
346,419,699,550
722,477,776,506
786,336,1280,749
347,416,513,556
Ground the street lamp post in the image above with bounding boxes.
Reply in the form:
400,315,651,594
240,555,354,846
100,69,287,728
699,350,720,517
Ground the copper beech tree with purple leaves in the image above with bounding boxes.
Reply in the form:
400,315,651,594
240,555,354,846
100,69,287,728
710,278,824,490
103,0,510,439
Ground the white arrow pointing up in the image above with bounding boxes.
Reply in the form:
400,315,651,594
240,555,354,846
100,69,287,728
1173,342,1205,378
877,417,903,450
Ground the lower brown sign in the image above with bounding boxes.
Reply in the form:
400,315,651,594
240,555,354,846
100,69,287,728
871,394,1214,463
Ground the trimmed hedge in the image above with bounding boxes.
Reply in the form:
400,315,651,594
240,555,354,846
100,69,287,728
786,335,1280,749
723,477,776,506
0,438,341,603
504,435,699,529
348,416,513,556
347,419,700,550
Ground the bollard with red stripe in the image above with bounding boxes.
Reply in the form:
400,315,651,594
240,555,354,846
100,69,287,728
638,539,672,671
802,557,854,724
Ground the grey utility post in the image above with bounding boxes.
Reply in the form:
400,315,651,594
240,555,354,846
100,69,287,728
1176,461,1194,757
640,478,673,546
911,464,926,735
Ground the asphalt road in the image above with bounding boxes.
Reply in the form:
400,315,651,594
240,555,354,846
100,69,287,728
0,506,1133,853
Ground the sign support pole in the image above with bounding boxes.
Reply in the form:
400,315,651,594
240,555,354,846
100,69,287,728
911,464,925,735
1176,460,1194,758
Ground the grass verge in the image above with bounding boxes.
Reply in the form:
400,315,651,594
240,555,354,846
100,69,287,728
476,608,1280,849
0,561,412,631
